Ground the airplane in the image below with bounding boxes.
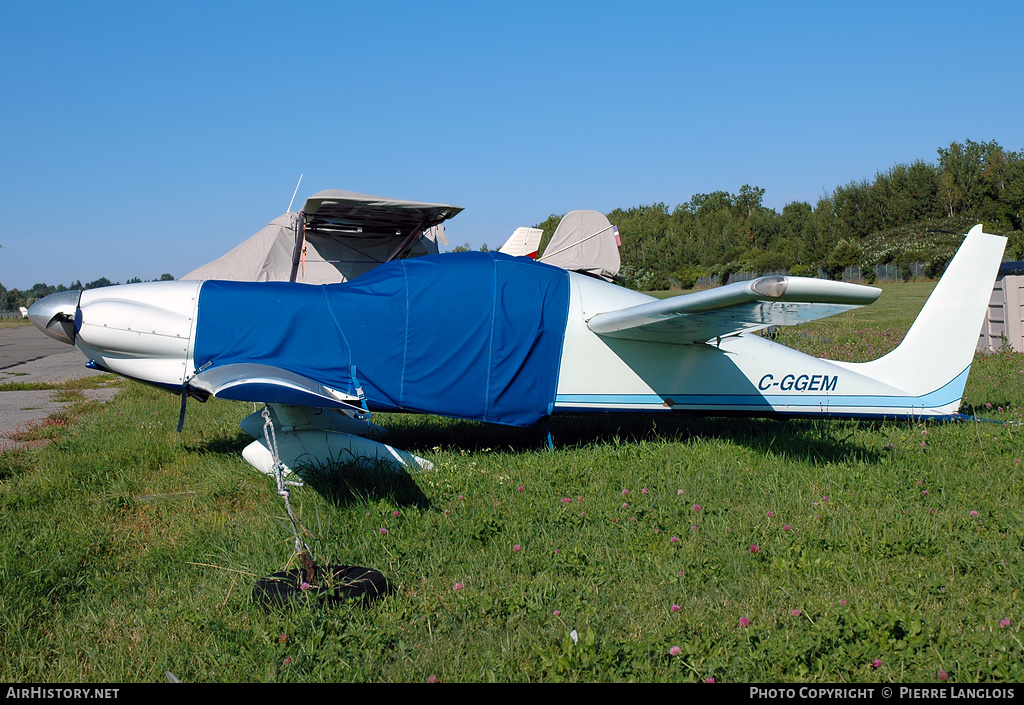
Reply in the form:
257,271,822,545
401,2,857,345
499,227,543,259
28,224,1005,483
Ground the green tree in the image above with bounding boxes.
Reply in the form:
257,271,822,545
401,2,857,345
1003,149,1024,229
824,239,861,280
533,214,563,259
937,139,989,216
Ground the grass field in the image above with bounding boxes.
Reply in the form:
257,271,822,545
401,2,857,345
1,282,1022,683
0,317,31,328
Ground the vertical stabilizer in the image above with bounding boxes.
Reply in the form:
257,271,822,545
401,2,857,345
539,210,621,281
844,225,1006,396
499,227,543,259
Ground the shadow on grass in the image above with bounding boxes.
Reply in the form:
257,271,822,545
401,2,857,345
183,430,252,456
296,460,430,511
383,412,885,466
961,401,1016,416
180,428,432,509
179,411,885,502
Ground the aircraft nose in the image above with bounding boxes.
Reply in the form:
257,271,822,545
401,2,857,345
27,290,82,345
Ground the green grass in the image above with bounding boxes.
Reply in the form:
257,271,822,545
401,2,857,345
0,377,121,447
0,284,1022,683
770,282,938,361
0,317,32,328
0,375,120,393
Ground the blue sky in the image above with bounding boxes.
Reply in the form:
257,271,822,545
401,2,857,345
1,1,1022,290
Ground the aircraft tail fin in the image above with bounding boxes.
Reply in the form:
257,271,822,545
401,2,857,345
538,210,621,281
499,227,543,259
844,225,1005,400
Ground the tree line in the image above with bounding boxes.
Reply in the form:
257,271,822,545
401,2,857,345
0,275,174,312
5,139,1022,305
536,139,1024,289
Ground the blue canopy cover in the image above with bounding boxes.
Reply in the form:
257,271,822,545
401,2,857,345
194,252,570,426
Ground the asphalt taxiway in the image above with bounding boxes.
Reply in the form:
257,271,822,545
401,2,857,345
1,325,118,449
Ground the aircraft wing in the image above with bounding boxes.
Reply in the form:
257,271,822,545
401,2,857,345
587,276,881,345
189,363,365,413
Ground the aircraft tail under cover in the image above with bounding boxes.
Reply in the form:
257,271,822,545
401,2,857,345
539,210,621,281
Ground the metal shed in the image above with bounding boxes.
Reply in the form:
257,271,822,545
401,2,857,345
977,262,1024,352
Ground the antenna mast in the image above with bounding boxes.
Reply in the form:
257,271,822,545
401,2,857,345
287,174,304,213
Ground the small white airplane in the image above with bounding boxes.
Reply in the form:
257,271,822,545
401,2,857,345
28,223,1005,478
499,227,543,259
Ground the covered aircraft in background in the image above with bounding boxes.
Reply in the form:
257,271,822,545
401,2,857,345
28,201,1005,478
181,189,609,285
182,189,464,285
498,227,542,260
538,210,621,281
